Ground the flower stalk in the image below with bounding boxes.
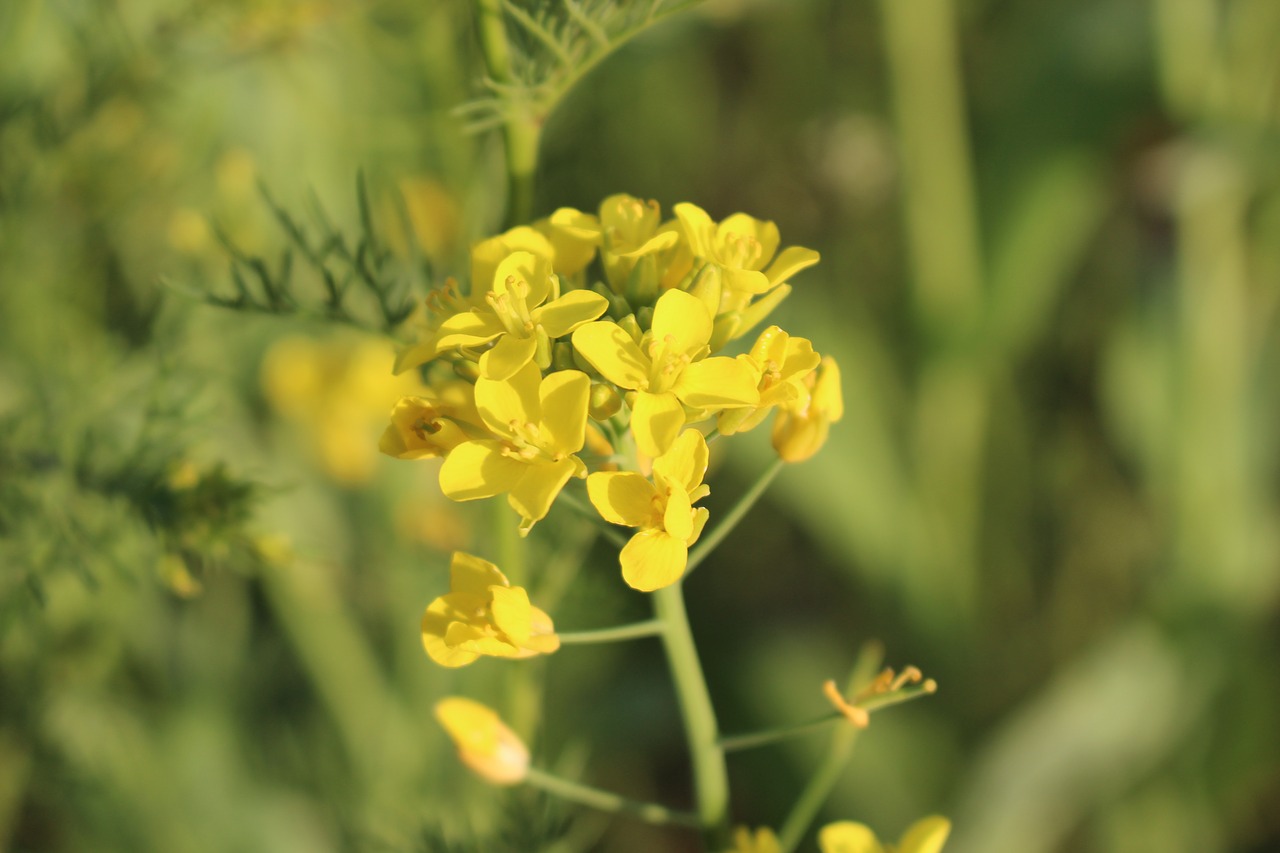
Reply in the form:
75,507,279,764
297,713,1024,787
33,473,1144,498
525,767,701,829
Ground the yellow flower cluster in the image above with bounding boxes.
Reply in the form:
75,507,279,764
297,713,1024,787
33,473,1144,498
723,817,950,853
383,195,842,590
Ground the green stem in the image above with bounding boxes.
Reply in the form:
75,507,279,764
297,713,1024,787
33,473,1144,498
719,714,839,753
687,457,784,575
556,489,631,549
526,767,700,829
474,0,540,226
558,619,665,644
652,582,730,849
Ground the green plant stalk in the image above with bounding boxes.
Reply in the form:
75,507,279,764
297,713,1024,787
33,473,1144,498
558,619,665,644
653,582,730,849
474,0,540,225
686,457,783,575
525,767,701,829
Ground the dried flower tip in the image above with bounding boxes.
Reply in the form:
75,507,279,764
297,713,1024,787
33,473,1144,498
822,679,869,728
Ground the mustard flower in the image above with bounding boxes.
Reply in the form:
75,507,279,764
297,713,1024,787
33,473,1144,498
598,193,682,292
719,325,823,436
434,696,529,785
469,225,555,292
535,206,602,278
438,362,591,534
587,428,711,591
771,355,844,462
818,817,951,853
436,250,608,380
379,380,483,460
572,288,759,458
393,277,478,375
722,827,781,853
421,551,559,667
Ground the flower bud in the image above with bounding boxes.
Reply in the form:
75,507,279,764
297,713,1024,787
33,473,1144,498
435,697,530,785
588,382,622,420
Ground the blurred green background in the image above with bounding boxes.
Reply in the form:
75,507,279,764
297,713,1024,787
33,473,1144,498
3,0,1279,851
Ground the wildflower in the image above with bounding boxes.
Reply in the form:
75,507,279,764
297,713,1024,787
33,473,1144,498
434,697,530,785
719,325,822,436
587,428,711,591
436,250,609,380
598,193,682,293
723,826,781,853
421,551,559,667
771,356,843,462
535,207,602,277
818,817,951,853
572,288,759,457
438,362,591,534
470,225,555,292
393,277,477,374
379,380,483,460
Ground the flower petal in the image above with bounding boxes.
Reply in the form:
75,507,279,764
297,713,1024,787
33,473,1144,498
817,822,883,853
437,311,504,348
896,817,951,853
587,471,659,527
631,390,685,458
673,357,760,408
651,288,713,355
652,428,709,494
663,484,693,541
507,457,578,528
434,697,529,785
439,440,527,500
620,529,688,592
735,284,792,340
521,606,561,654
572,321,650,389
474,362,542,435
450,551,508,598
471,227,553,289
422,602,480,668
492,250,552,306
538,369,590,454
719,213,780,268
764,245,820,286
479,333,538,380
533,290,609,338
674,202,715,258
489,585,532,644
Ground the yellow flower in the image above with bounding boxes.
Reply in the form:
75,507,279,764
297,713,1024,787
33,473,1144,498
535,207,602,277
436,251,609,380
818,817,951,853
470,225,555,293
719,325,823,436
771,356,843,463
438,362,590,534
723,826,781,853
392,277,478,375
598,193,682,292
587,428,711,591
379,380,484,460
421,551,559,667
434,696,530,785
572,288,759,457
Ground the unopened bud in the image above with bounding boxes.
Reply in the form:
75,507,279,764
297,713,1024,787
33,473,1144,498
588,383,622,420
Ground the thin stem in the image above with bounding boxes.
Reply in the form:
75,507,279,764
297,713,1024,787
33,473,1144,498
526,767,700,829
474,0,541,225
652,582,730,849
556,489,630,549
719,713,839,753
687,457,784,575
558,619,665,645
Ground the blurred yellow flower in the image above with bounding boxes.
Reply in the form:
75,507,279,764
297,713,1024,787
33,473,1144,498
818,817,950,853
434,697,529,786
393,277,478,375
771,355,843,463
719,325,822,436
436,251,608,380
262,335,426,484
723,826,781,853
470,225,555,292
572,288,758,457
598,193,681,292
675,202,820,298
421,551,559,667
535,207,602,277
587,428,711,591
438,363,590,534
379,380,483,460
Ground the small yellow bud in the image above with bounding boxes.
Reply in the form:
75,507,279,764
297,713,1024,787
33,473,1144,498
435,697,530,786
588,382,622,420
772,356,843,462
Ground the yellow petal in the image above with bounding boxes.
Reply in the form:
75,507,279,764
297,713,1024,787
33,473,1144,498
663,484,693,541
674,202,715,258
572,321,650,389
538,369,590,454
435,697,529,785
533,289,609,338
718,213,780,268
479,333,538,380
764,245,820,285
631,390,685,458
474,362,542,436
439,440,527,500
472,229,552,294
392,337,439,374
446,622,518,658
519,606,560,655
421,602,480,668
588,471,660,527
722,267,773,295
489,585,532,644
734,283,791,340
674,357,761,408
813,356,844,420
450,551,508,598
620,529,688,591
771,408,830,463
688,506,709,545
817,822,884,853
651,288,713,355
651,428,709,493
616,228,680,259
507,457,579,527
896,817,951,853
492,250,552,306
437,311,504,348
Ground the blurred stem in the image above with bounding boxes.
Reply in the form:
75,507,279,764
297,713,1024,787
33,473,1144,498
653,582,730,849
491,500,540,740
558,619,665,644
474,0,540,225
777,644,885,853
525,767,700,829
686,457,783,575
